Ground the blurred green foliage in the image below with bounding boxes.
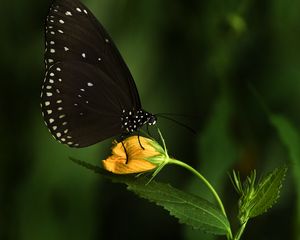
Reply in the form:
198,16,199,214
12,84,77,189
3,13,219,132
1,0,300,239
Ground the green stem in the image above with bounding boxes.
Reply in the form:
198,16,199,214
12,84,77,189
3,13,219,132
233,220,248,240
169,158,226,215
155,128,232,239
168,158,233,239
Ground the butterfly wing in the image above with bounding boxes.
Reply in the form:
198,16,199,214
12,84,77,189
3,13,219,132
42,0,143,147
41,61,131,147
44,0,141,109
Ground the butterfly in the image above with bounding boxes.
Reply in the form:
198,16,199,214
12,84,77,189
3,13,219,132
41,0,157,148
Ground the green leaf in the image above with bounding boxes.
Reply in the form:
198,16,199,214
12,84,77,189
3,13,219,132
249,166,287,218
233,166,287,223
125,178,230,235
70,158,230,235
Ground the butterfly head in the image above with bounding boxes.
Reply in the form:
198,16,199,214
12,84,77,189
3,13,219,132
146,113,157,126
139,110,157,126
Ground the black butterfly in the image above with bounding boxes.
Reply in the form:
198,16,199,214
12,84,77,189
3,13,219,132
41,0,157,148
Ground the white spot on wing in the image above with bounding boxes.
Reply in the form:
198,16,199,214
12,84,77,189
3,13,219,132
65,11,72,16
87,82,93,87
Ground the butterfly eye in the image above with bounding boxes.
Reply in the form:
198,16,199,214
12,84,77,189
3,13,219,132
41,0,156,147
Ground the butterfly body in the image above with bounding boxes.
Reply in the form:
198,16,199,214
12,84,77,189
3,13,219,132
41,0,156,148
121,109,157,133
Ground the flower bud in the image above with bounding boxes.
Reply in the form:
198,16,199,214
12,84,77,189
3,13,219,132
102,136,167,174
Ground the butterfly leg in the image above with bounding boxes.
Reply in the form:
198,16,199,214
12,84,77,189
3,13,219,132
137,131,145,150
118,133,130,163
121,141,129,164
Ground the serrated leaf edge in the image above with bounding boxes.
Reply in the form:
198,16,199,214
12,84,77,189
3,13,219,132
249,166,287,218
127,182,230,234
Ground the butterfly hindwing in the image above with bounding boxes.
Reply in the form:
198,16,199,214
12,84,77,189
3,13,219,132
41,61,133,147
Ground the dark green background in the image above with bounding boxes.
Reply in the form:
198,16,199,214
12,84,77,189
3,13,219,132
1,0,300,239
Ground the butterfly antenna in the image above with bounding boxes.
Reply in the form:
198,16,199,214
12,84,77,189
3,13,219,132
156,114,196,134
156,112,201,119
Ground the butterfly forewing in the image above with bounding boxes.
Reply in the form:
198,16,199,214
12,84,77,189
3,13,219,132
44,0,141,109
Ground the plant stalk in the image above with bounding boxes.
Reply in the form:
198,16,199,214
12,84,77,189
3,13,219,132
168,158,233,239
233,220,248,240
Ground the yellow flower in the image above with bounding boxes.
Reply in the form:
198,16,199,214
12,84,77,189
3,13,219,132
102,136,167,174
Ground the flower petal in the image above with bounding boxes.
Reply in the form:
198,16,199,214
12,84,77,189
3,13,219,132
103,155,157,174
102,136,163,174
